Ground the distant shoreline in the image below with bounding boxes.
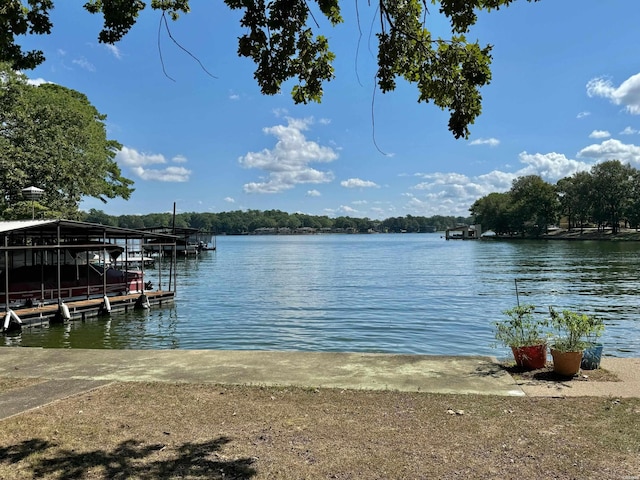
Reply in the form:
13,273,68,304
486,228,640,241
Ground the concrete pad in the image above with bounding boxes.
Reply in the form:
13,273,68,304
0,348,525,396
0,379,112,420
520,357,640,398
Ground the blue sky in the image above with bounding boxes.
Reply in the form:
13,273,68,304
19,1,640,219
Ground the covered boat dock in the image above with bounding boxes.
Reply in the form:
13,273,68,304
142,226,216,255
1,220,178,332
445,224,482,240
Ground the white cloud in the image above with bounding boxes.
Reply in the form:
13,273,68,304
414,172,470,185
172,155,188,163
516,152,591,180
405,151,596,217
239,117,338,194
587,73,640,114
132,165,191,182
72,57,95,72
369,207,388,217
469,137,500,147
577,138,640,166
409,172,501,217
224,197,235,203
229,91,240,100
621,126,638,135
26,77,50,86
340,178,378,188
337,205,358,214
104,44,122,59
474,170,517,191
116,146,191,182
412,142,640,217
403,193,469,217
589,130,610,139
306,189,321,197
577,111,591,119
117,146,166,167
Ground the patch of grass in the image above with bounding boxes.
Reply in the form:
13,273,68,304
0,382,638,479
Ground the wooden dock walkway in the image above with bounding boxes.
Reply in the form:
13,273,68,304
8,291,175,328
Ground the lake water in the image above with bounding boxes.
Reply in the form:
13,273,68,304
4,234,640,358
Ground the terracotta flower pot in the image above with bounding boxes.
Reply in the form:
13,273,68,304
551,348,583,377
511,344,547,370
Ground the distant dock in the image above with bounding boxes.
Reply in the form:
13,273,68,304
445,224,481,240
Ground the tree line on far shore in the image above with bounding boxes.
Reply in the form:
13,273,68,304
81,209,472,235
470,160,640,237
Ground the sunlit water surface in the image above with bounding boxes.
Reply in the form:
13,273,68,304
5,234,640,358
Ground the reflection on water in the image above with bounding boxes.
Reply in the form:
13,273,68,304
5,234,640,357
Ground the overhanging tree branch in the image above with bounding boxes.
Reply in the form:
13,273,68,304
3,0,539,140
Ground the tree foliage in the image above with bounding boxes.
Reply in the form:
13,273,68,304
82,208,471,235
469,192,513,235
471,161,640,236
0,0,53,70
510,175,559,236
471,175,560,237
589,161,633,234
555,171,592,233
0,64,134,219
3,0,539,139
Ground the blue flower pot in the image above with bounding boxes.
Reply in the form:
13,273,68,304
581,343,603,370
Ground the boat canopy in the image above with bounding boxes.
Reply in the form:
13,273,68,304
1,219,179,307
0,219,178,241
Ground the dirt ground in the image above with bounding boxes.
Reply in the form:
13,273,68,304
0,378,638,480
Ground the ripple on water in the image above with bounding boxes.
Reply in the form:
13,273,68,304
7,234,640,357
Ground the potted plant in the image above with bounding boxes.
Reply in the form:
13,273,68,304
549,307,601,376
494,304,548,370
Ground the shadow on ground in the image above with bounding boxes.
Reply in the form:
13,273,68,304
0,436,256,479
499,364,620,383
471,363,510,378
